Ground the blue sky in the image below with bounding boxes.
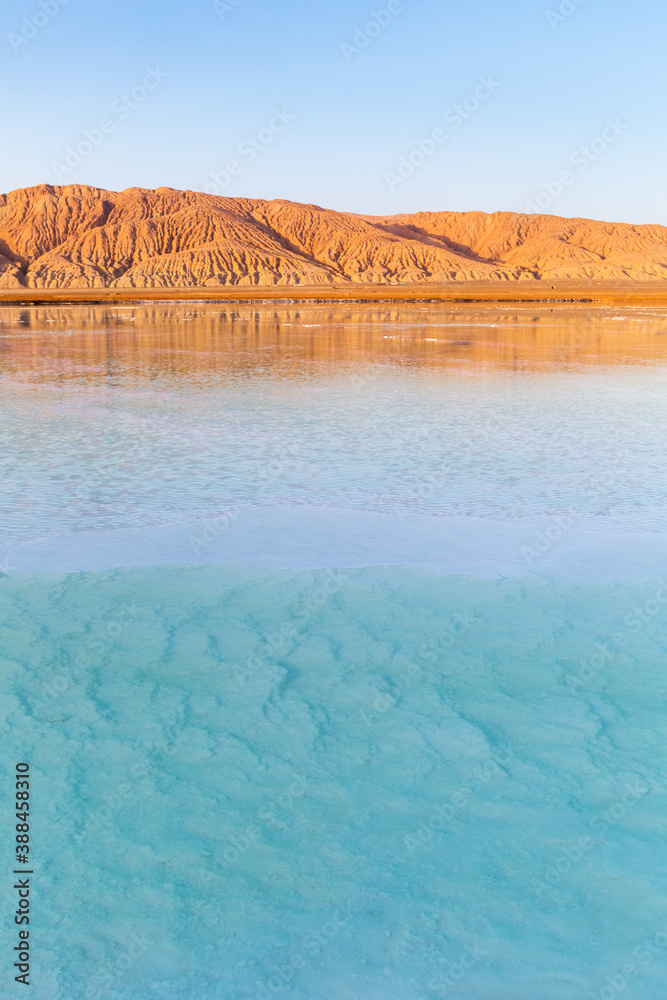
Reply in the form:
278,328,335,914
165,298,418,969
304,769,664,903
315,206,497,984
1,0,665,223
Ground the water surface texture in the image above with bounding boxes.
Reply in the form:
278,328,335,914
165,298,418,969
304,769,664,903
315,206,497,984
2,303,667,537
1,304,667,1000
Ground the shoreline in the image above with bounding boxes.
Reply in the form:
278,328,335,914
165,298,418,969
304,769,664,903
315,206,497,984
3,281,667,307
4,507,667,582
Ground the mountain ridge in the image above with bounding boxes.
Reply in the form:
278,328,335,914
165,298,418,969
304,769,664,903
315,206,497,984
1,184,667,288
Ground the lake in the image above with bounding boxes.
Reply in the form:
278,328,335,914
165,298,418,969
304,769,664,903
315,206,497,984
1,303,667,1000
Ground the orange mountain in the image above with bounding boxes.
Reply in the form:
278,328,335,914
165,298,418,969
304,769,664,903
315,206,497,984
1,184,667,288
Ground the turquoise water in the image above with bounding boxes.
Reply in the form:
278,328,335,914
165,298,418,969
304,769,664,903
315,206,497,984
1,304,667,999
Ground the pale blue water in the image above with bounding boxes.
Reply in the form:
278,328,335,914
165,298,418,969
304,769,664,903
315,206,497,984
1,304,667,999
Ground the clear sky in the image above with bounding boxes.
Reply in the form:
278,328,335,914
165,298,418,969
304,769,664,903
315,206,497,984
2,0,665,224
